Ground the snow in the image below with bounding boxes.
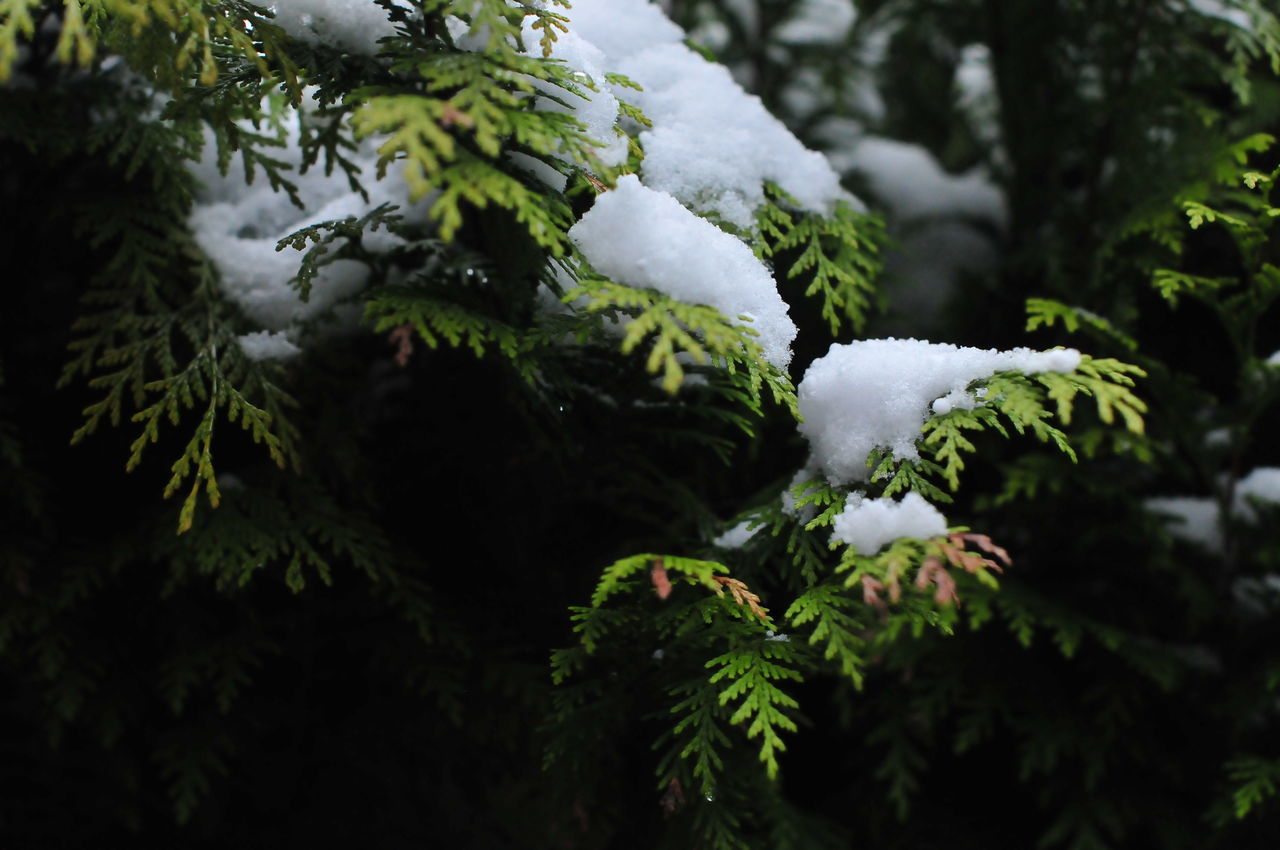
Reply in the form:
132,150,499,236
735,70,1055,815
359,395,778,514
953,43,1001,152
831,136,1006,227
1235,467,1280,515
507,151,568,192
1187,0,1254,30
613,42,847,228
1145,496,1223,552
817,133,1006,324
714,521,759,549
881,220,1000,324
774,0,856,46
238,330,302,361
560,0,685,61
519,20,629,168
263,0,853,241
563,0,852,228
797,338,1081,484
1146,467,1280,552
954,44,995,114
781,467,820,521
269,0,402,53
1204,427,1232,447
831,491,948,554
568,175,798,368
1233,574,1280,615
188,99,422,338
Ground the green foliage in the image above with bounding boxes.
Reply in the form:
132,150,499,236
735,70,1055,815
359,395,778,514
785,582,867,683
705,638,803,780
157,477,391,592
349,0,624,249
1026,298,1139,351
865,356,1147,502
0,0,301,88
275,203,405,301
1226,756,1280,819
62,244,301,533
8,0,1280,848
756,182,887,333
567,275,799,410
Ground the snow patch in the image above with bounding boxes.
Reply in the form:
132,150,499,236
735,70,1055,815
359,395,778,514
568,175,797,369
1147,467,1280,552
564,0,853,227
775,0,857,46
797,338,1080,484
831,491,948,554
270,0,402,53
1146,496,1223,552
238,330,302,361
714,521,759,549
188,100,422,339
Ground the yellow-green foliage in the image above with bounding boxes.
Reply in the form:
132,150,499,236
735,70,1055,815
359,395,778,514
567,275,799,410
756,182,887,334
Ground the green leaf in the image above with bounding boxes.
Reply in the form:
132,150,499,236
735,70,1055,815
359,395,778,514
706,640,803,780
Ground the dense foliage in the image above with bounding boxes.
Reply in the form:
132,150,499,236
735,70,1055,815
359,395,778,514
2,1,1280,848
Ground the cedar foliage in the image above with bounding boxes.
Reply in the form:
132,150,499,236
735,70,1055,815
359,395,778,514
1,1,1279,849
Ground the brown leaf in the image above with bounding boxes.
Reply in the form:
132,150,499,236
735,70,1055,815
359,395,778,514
439,104,474,128
915,556,942,590
651,558,672,600
388,324,414,367
959,532,1012,569
914,557,958,605
932,569,958,605
659,777,686,817
713,575,770,623
861,575,886,608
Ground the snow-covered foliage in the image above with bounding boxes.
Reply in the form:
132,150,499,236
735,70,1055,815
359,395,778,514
831,491,947,554
568,175,797,368
567,0,850,227
21,0,1274,845
1147,467,1280,551
269,0,402,52
714,520,759,549
1146,496,1224,551
1237,467,1280,510
797,338,1080,484
236,329,302,361
188,102,420,344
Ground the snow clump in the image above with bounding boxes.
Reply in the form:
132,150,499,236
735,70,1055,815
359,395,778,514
797,338,1081,484
829,136,1006,227
774,0,857,46
1236,467,1280,515
1145,496,1223,552
269,0,403,53
1146,466,1280,553
237,330,302,361
187,101,422,345
831,492,948,554
563,0,853,228
714,521,760,549
517,19,629,169
568,175,798,369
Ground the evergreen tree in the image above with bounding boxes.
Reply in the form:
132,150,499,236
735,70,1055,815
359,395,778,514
0,1,1278,848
